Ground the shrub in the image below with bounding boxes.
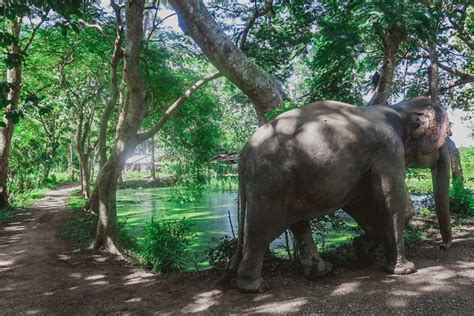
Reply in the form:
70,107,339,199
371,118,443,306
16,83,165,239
449,176,473,216
207,235,237,268
404,226,425,248
310,212,350,249
141,217,193,273
418,207,432,217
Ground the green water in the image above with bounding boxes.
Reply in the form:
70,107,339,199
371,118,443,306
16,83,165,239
117,186,358,270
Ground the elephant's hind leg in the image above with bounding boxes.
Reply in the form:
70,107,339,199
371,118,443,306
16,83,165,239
237,199,282,293
291,220,333,280
237,239,267,293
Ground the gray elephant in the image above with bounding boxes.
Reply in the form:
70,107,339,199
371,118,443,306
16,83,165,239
224,96,451,293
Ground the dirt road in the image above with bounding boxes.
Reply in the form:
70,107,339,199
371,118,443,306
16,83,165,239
0,185,473,314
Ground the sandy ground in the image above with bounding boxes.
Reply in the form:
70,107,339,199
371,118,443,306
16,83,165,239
0,185,473,315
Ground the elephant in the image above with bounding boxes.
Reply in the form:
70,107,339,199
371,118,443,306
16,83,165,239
352,111,453,263
223,96,451,293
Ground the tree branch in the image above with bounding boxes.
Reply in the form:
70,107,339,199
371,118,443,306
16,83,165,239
22,18,45,53
137,71,222,142
447,15,474,50
238,0,274,52
438,62,474,81
438,78,473,94
78,19,113,45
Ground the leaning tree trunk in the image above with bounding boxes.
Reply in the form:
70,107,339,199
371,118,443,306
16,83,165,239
90,2,124,214
169,0,285,124
0,19,21,210
368,25,406,106
93,154,122,254
92,0,148,254
78,153,91,199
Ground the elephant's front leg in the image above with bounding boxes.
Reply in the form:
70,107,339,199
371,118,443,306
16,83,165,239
291,220,332,279
375,172,417,275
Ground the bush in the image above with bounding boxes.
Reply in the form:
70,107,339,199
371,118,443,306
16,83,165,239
207,236,237,268
450,177,473,216
404,226,425,248
310,212,350,249
418,207,432,217
141,217,193,273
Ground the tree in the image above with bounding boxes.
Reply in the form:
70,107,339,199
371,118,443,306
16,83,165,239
169,0,285,125
91,0,222,254
0,1,85,209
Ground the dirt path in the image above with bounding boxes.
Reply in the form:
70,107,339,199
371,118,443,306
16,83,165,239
0,185,473,314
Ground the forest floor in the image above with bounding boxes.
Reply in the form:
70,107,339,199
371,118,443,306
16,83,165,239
0,185,473,314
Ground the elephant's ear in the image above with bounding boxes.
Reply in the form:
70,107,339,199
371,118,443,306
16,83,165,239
400,97,449,154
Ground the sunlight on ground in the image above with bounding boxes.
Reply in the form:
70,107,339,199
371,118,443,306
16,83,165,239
244,298,308,313
181,290,222,313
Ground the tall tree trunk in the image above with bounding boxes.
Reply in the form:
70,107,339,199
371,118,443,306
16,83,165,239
68,134,75,181
169,0,285,124
92,0,147,254
91,1,222,253
368,25,406,106
90,2,124,214
78,153,91,199
93,156,122,254
0,19,21,210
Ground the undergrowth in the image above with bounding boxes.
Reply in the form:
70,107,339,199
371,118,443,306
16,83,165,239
141,217,193,273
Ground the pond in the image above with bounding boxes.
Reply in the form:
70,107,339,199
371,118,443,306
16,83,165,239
117,187,429,270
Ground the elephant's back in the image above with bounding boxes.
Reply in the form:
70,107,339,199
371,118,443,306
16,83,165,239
240,101,376,189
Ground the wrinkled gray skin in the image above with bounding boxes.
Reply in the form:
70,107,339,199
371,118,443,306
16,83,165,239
224,96,450,293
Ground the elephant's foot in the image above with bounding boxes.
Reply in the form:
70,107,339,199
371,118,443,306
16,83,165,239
237,277,267,294
386,260,416,275
304,259,333,280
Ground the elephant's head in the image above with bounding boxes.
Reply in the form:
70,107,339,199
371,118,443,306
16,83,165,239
391,96,450,167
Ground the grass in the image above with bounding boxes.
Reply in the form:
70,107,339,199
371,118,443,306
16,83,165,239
406,147,473,194
10,171,75,209
62,192,97,246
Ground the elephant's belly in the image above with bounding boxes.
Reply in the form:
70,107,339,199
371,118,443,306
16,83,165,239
288,178,359,222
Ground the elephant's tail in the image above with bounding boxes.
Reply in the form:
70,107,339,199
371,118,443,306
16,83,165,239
219,171,245,284
236,175,246,259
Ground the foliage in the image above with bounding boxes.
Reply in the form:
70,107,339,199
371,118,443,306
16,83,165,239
450,176,473,216
10,172,71,208
418,207,433,217
404,226,426,249
207,235,237,269
310,212,353,250
141,217,193,273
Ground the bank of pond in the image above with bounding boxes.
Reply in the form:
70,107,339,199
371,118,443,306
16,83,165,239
116,186,432,271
